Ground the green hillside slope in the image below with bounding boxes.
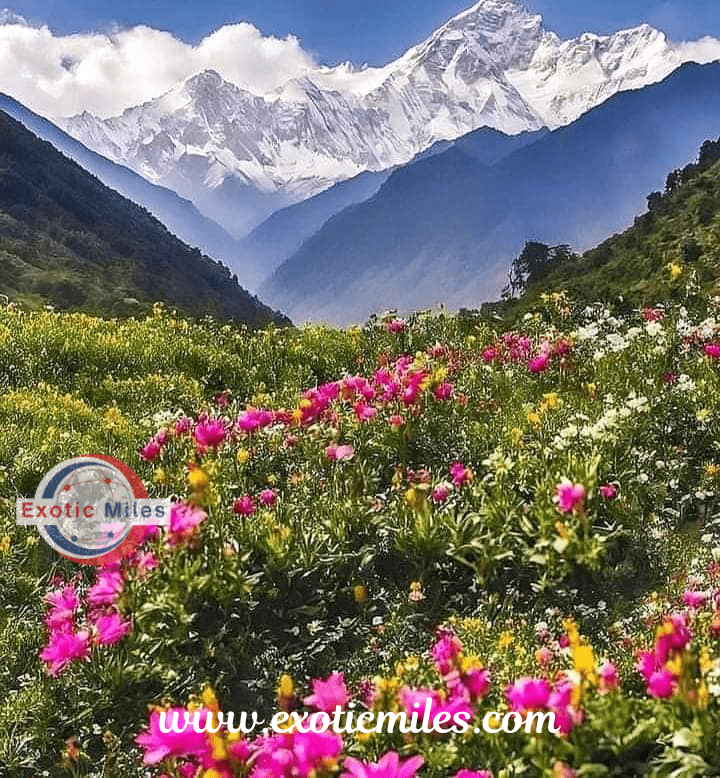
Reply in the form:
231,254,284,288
0,110,288,325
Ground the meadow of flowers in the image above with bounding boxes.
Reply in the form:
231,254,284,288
3,289,720,776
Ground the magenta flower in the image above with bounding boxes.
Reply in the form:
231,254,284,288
432,483,451,503
506,677,551,712
599,483,617,500
682,590,709,609
433,382,454,400
432,633,463,675
554,480,586,514
325,444,355,461
237,408,274,433
168,502,208,544
140,439,162,461
40,630,91,676
304,672,350,713
647,668,677,699
342,752,424,778
449,461,472,487
44,585,79,630
135,707,210,765
528,352,551,373
704,343,720,359
598,662,620,692
194,418,226,448
354,403,379,422
464,667,491,700
259,489,278,507
174,416,192,435
92,611,132,646
384,318,408,334
87,569,124,608
233,495,256,516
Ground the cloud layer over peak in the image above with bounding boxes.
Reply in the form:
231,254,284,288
0,15,317,118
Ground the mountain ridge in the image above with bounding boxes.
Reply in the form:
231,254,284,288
259,61,720,324
56,0,720,234
0,109,288,325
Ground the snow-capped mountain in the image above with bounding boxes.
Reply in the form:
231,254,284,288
59,0,720,233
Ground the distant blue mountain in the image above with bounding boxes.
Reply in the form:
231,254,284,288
243,127,545,290
261,62,720,325
0,94,257,286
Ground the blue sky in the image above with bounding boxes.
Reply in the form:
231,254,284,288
7,1,720,66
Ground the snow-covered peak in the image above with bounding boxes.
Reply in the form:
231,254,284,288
58,0,720,231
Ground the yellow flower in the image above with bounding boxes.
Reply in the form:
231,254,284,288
697,408,710,422
542,392,561,410
510,427,523,446
585,382,597,399
572,644,596,678
154,467,169,486
277,674,294,702
555,521,570,540
700,646,712,674
668,262,683,280
236,448,250,465
498,631,513,650
188,467,209,492
0,535,10,553
202,686,219,711
353,584,368,604
526,411,541,426
704,463,720,478
103,406,127,432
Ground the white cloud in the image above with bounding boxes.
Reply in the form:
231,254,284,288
0,16,317,118
675,36,720,64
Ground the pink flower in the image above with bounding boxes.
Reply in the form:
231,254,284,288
140,439,162,461
599,484,617,500
304,672,349,713
433,382,454,401
647,668,677,699
354,403,378,422
449,462,472,488
342,752,424,778
384,318,408,334
643,308,663,322
174,416,192,435
135,708,210,765
464,667,490,700
528,352,551,373
168,502,208,544
233,495,256,516
237,408,274,433
92,611,132,645
432,483,451,503
704,343,720,359
389,414,405,429
598,662,620,692
506,677,551,712
44,585,79,630
40,630,91,676
194,418,226,448
682,590,708,609
87,569,124,608
259,489,278,507
432,633,463,675
325,444,355,461
554,480,586,514
131,550,159,576
251,730,342,778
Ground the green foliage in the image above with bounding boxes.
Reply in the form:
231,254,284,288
0,110,286,325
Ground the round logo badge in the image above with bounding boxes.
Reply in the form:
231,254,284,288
17,454,170,565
